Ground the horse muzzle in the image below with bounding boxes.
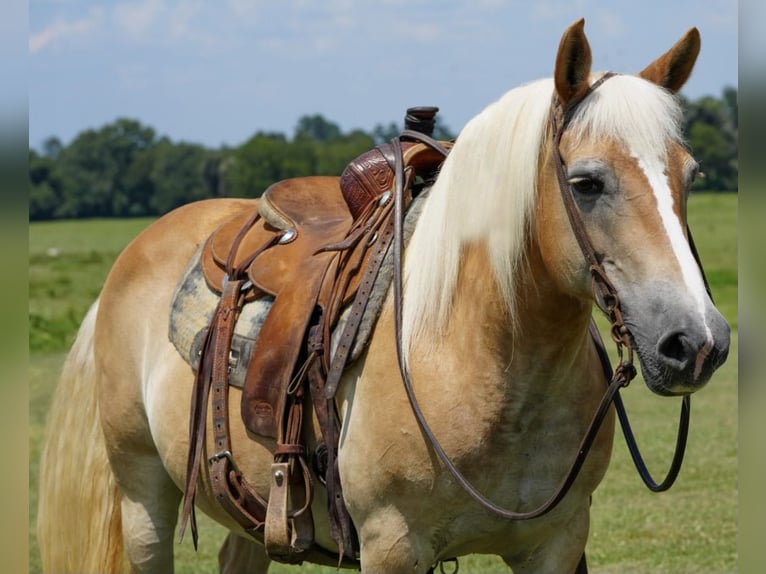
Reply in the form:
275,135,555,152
621,286,730,396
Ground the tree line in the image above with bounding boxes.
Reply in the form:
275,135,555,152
29,88,737,221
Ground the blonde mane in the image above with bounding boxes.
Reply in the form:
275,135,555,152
401,73,684,355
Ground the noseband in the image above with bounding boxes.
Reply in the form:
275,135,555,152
390,74,703,533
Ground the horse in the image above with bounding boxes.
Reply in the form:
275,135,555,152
37,18,730,574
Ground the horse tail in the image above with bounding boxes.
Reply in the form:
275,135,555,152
37,300,126,573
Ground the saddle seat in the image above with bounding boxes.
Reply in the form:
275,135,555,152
201,176,354,302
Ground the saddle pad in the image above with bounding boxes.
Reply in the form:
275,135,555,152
168,189,429,388
169,246,274,388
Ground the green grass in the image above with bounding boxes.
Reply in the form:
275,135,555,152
28,218,154,352
686,192,738,329
29,193,737,573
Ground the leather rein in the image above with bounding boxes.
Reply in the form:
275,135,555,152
389,74,708,522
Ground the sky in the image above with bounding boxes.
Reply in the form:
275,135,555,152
28,0,738,151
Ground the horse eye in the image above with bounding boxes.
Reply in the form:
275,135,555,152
569,176,604,195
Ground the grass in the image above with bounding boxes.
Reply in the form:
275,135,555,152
685,193,737,328
29,193,737,573
29,218,155,353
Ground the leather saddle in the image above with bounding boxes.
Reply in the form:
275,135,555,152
181,115,451,564
200,140,451,439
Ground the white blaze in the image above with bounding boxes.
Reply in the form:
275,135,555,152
634,151,714,376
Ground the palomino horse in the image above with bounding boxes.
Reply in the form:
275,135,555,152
38,19,729,574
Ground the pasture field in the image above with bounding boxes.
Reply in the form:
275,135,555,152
29,192,737,573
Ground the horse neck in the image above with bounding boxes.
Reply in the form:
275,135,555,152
446,240,593,377
512,239,595,371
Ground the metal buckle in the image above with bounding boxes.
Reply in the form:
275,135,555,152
208,450,242,475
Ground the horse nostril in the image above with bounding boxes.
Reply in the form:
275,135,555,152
657,331,692,369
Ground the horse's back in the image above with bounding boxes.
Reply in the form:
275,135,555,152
111,197,259,281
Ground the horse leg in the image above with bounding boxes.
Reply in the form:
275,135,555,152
111,452,182,574
501,507,589,574
218,533,271,574
355,509,434,574
575,552,588,573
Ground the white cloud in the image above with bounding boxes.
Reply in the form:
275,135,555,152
29,7,105,54
30,0,229,54
166,1,200,40
225,0,262,25
113,0,166,40
595,11,625,39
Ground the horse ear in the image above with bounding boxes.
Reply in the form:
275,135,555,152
638,28,701,93
554,18,593,108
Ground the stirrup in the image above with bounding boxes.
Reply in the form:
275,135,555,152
264,462,313,563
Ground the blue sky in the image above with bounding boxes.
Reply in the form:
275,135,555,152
28,0,738,151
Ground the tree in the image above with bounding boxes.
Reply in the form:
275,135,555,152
722,86,737,130
46,118,158,218
683,88,738,192
102,119,157,215
294,115,342,143
432,115,457,141
52,128,118,218
29,91,737,221
29,149,61,220
42,136,63,159
372,122,400,145
225,132,296,198
314,129,375,175
149,141,213,214
122,148,156,216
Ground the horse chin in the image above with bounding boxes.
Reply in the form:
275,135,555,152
634,344,715,397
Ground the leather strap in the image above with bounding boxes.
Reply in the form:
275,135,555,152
207,279,269,537
400,128,451,157
323,131,448,400
323,197,397,399
304,324,357,562
179,277,268,546
180,219,285,546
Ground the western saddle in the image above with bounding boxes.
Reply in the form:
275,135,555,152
179,107,451,565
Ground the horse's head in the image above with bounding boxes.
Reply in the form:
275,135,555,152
538,19,730,395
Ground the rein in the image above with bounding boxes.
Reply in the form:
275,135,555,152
390,74,704,522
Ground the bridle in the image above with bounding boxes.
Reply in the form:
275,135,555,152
550,72,637,383
390,73,707,524
550,72,709,493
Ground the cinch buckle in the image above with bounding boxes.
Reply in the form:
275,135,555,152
208,450,242,475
